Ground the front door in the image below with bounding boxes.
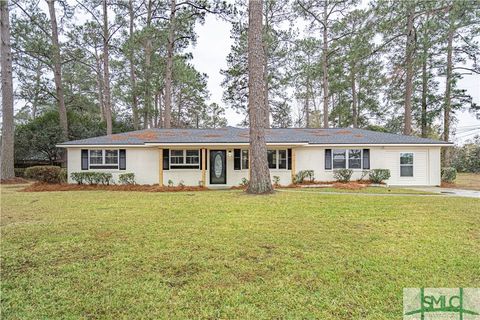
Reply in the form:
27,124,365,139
210,150,226,184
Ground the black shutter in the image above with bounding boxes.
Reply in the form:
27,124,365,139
325,149,332,170
199,149,202,170
81,149,88,170
163,149,169,170
234,149,241,170
287,148,292,170
119,149,126,170
363,149,370,169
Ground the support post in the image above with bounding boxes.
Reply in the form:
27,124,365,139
291,148,296,184
159,148,163,186
201,148,206,187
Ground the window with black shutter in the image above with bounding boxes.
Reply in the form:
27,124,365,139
362,149,370,169
81,149,88,170
163,148,169,170
119,149,126,170
234,149,241,170
325,149,332,170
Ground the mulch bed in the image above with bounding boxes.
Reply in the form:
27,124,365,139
441,181,456,188
0,178,31,185
331,182,369,190
22,182,209,193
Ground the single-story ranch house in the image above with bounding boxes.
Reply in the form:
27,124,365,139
58,127,452,187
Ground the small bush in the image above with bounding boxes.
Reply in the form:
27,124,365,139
70,172,113,185
25,166,64,183
168,179,174,187
272,176,280,186
333,169,353,183
178,180,185,187
119,173,135,185
294,170,314,184
14,168,26,178
369,169,391,184
240,177,249,187
441,167,457,183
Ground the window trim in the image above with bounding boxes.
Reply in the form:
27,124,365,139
399,152,414,177
88,149,120,169
169,149,200,169
241,149,249,170
267,149,290,170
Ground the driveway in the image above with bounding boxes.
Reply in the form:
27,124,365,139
408,187,480,199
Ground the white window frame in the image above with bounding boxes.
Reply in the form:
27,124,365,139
170,149,200,168
267,149,289,170
400,152,414,177
89,149,119,167
331,149,364,170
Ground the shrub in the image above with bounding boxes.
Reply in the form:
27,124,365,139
119,173,135,185
441,167,457,183
240,177,249,187
70,172,113,185
333,169,353,183
369,169,391,184
359,170,370,181
168,179,174,187
294,170,314,184
25,166,64,183
272,176,280,186
14,168,26,178
178,180,185,187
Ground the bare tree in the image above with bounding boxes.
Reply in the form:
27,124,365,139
246,0,273,194
46,0,68,141
1,0,15,180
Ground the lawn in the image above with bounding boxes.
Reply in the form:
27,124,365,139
1,185,479,319
454,173,480,190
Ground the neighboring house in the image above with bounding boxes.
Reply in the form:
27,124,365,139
57,127,452,187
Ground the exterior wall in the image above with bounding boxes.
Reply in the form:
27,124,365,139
295,145,441,186
67,145,441,187
67,147,159,185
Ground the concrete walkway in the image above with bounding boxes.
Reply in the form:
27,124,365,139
408,187,480,199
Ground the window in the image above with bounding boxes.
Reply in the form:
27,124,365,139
267,150,277,169
105,150,119,164
348,149,362,169
278,150,287,169
267,149,289,170
400,153,414,177
332,149,347,169
88,149,119,168
241,150,249,170
186,150,199,164
170,150,184,164
89,150,103,164
170,150,200,168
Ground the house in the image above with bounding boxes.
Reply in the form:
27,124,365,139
57,127,452,187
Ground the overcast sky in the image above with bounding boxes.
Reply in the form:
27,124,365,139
190,15,480,144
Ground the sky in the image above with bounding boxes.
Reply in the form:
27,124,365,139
190,15,480,145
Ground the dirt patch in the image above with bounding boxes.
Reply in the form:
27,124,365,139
1,178,31,185
22,182,208,193
332,182,368,190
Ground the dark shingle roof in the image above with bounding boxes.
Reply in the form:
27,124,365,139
58,127,451,146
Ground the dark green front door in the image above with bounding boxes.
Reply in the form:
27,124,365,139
210,150,226,184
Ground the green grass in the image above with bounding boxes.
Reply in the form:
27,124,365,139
1,186,479,319
287,186,436,194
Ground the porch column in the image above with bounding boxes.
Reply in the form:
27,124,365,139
159,148,163,186
291,148,296,184
201,148,206,187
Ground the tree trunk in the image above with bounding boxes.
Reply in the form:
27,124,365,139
443,26,454,166
403,8,415,135
322,4,329,128
351,63,357,128
46,0,68,141
102,0,113,135
129,0,139,130
32,60,42,119
163,0,176,129
94,45,105,121
1,0,15,180
262,14,270,128
421,50,428,137
246,0,273,194
143,0,153,129
305,76,310,128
